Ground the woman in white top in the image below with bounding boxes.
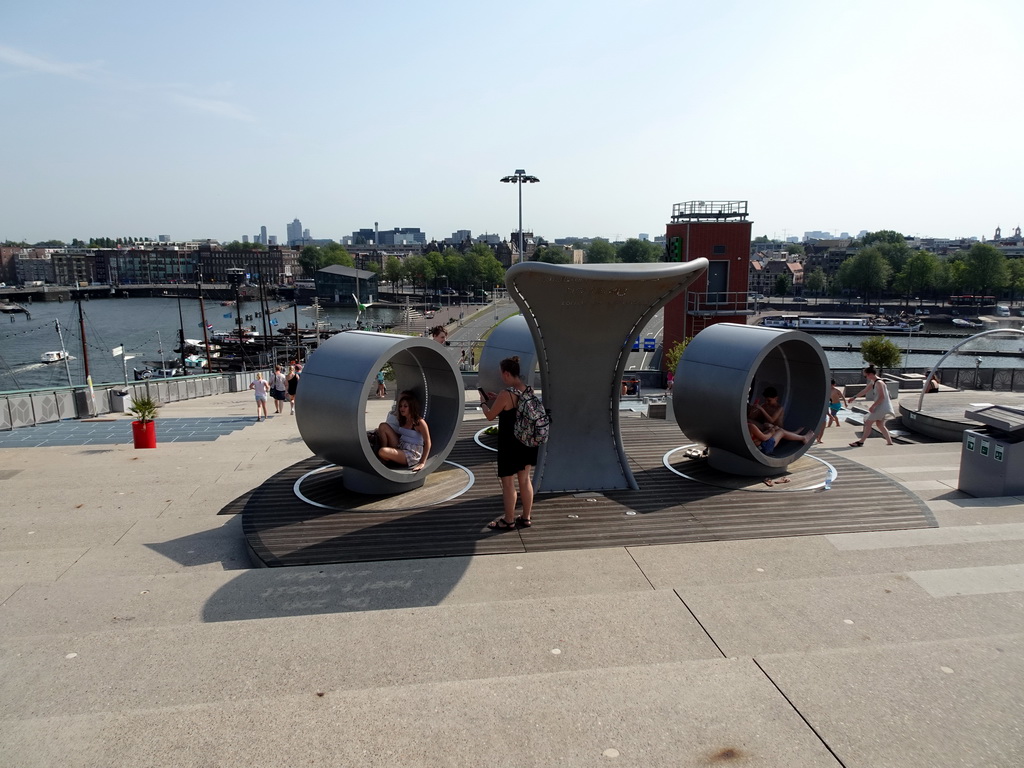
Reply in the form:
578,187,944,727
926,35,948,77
848,365,894,446
376,392,430,471
248,372,269,422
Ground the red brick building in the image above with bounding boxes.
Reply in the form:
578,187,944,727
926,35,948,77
663,201,753,361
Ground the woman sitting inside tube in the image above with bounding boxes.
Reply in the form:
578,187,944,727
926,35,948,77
376,392,431,471
747,402,812,455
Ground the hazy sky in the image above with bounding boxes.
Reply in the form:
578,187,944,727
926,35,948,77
2,0,1021,245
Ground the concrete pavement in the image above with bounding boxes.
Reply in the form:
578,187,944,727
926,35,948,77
1,389,1022,767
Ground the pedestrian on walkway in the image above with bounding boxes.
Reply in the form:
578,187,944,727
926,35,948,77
848,366,895,446
286,365,299,415
270,365,288,414
249,373,269,421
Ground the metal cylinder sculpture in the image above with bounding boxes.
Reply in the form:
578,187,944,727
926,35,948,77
673,323,829,476
505,260,709,492
295,331,463,494
477,314,538,396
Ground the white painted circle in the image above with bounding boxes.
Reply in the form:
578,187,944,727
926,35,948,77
663,445,837,491
293,460,475,511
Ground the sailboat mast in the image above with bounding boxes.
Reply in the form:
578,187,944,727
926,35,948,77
76,296,90,383
197,274,212,371
176,292,187,373
55,319,73,388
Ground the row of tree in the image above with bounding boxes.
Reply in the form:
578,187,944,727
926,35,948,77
788,232,1023,305
534,238,664,264
295,241,508,293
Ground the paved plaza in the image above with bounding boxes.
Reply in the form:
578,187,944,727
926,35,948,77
1,389,1022,767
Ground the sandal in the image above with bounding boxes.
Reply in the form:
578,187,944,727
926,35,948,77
488,518,516,530
516,516,532,528
848,440,863,447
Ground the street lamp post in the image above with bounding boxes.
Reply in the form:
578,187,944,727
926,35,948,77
500,169,540,265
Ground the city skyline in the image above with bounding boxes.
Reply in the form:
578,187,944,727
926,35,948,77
2,1,1022,245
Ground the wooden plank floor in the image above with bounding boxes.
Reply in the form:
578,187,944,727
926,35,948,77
237,419,936,567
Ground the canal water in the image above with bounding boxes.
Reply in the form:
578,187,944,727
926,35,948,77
0,297,410,392
3,299,1023,392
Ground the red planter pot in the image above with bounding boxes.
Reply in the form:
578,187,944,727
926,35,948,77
132,420,157,449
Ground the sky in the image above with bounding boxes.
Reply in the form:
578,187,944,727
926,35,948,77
2,0,1022,246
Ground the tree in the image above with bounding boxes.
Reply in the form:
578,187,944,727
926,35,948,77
860,336,902,373
617,238,662,263
321,242,354,268
938,255,969,297
298,243,354,276
861,230,906,247
773,274,792,297
585,239,617,263
383,255,403,287
663,338,693,376
804,267,827,299
1007,259,1024,306
533,245,573,264
894,250,939,307
964,243,1008,296
784,243,805,256
836,247,891,305
861,230,911,285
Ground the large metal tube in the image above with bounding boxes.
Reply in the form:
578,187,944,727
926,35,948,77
296,331,463,494
673,323,829,475
477,314,537,396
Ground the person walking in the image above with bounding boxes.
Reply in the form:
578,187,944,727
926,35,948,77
480,356,537,530
249,372,269,422
270,364,288,414
286,365,299,415
848,366,895,446
375,369,387,398
826,379,848,428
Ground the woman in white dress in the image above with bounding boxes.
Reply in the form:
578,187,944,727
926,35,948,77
848,365,895,446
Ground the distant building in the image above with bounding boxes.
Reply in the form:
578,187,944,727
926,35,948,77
287,219,303,246
315,264,379,307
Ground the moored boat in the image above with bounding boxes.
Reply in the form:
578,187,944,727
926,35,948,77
759,315,924,333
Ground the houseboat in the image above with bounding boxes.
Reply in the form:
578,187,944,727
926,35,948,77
759,315,924,334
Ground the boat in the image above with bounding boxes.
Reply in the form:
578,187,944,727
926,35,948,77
759,315,924,333
952,318,984,328
133,366,184,381
40,350,68,364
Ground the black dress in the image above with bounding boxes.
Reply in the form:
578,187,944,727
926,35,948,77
497,392,538,477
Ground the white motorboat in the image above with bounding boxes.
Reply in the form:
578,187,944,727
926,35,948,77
40,350,67,364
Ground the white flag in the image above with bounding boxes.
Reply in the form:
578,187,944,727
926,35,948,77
112,346,124,357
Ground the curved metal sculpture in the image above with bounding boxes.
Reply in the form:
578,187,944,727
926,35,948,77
476,314,538,396
296,331,463,494
915,328,1024,411
673,323,829,476
505,260,708,492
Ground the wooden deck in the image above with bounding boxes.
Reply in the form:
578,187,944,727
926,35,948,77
236,419,936,567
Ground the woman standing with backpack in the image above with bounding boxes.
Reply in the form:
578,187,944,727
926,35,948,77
480,356,537,530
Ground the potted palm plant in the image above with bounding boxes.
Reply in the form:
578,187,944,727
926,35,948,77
128,394,160,449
